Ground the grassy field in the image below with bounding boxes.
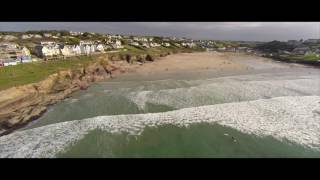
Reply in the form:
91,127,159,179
120,45,198,56
279,53,320,62
0,56,96,91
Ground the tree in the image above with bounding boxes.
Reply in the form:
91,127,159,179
60,30,70,36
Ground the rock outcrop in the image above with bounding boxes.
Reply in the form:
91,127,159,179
0,54,123,135
0,52,175,135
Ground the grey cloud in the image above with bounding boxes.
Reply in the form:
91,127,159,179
0,22,318,41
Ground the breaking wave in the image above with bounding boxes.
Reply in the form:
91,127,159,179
0,96,319,158
125,75,320,110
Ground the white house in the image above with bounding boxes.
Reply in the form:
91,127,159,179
70,31,83,36
40,41,56,46
33,34,43,39
72,45,82,55
130,42,140,46
80,44,96,55
21,47,31,56
96,44,105,52
150,42,161,48
21,34,32,39
3,59,17,66
162,42,171,47
217,47,226,51
80,40,94,46
133,37,148,42
141,42,150,48
60,45,75,56
108,35,122,39
90,45,96,53
113,40,123,49
43,33,52,38
2,35,18,41
35,44,61,57
103,45,113,50
181,42,196,48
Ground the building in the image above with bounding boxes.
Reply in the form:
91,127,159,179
292,47,310,55
181,42,196,48
108,35,122,39
304,39,320,44
96,44,105,52
72,45,82,55
141,42,150,48
21,34,32,39
59,45,75,56
150,42,161,48
287,40,302,46
70,31,83,36
236,47,248,52
0,43,32,65
2,35,17,41
80,44,96,55
20,55,32,63
112,40,123,49
133,37,148,42
3,59,17,66
79,41,94,46
217,47,226,51
162,42,171,47
33,34,43,39
130,42,140,46
34,43,61,57
43,33,52,38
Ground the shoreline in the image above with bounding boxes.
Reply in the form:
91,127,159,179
1,51,308,136
0,50,209,135
0,52,172,135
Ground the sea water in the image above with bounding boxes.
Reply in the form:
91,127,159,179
5,58,320,158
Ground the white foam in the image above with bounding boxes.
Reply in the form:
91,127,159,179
125,76,320,110
0,96,319,158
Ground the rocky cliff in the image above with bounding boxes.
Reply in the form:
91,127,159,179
0,53,165,135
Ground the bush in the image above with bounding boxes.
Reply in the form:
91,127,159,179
145,54,154,61
125,54,132,63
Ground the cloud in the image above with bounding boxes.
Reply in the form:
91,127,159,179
0,22,318,41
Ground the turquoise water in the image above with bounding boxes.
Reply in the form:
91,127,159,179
58,123,320,158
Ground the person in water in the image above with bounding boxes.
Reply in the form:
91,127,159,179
231,136,237,142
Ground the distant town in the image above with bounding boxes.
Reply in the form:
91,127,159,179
1,30,320,67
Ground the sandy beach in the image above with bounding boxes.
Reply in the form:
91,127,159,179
131,52,247,74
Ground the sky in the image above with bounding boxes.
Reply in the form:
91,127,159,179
0,22,319,41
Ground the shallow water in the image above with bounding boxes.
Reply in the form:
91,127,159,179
9,55,320,157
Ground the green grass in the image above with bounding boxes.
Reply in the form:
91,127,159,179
0,56,96,91
279,53,320,62
303,53,320,61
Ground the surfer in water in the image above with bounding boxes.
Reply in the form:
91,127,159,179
231,136,237,142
